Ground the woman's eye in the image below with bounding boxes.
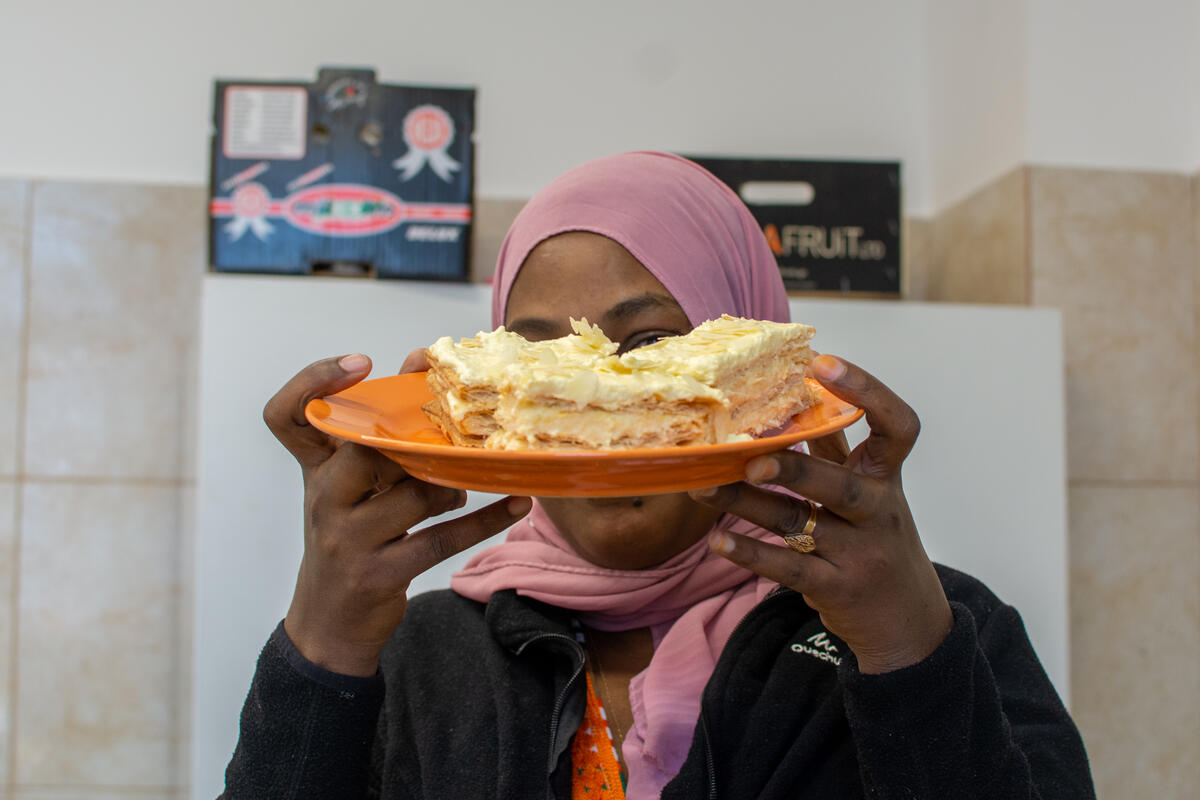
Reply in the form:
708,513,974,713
620,332,674,353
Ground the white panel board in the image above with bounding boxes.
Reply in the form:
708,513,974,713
788,298,1068,698
193,277,1066,797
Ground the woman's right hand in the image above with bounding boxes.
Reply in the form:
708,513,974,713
264,352,531,677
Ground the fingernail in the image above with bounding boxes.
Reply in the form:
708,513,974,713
746,456,779,484
339,353,370,373
690,486,717,499
811,354,846,381
709,531,734,554
507,496,532,517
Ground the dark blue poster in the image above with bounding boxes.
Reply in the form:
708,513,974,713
210,67,475,280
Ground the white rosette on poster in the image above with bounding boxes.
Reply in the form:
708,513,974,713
224,182,275,241
392,104,461,182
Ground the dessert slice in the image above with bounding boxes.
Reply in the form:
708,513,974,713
422,321,619,447
422,315,817,450
486,347,729,450
623,314,818,438
422,327,523,447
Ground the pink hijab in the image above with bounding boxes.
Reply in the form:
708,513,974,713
488,151,789,329
452,151,791,798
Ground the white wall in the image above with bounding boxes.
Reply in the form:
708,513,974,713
922,0,1200,210
5,1,1196,216
0,0,932,209
923,0,1028,209
1026,0,1200,173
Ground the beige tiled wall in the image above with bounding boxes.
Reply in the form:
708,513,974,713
1,179,28,800
1030,168,1197,483
1,481,16,796
24,183,205,481
3,180,205,799
17,484,181,787
900,217,933,300
1028,170,1198,798
924,165,1200,799
13,790,176,800
1068,485,1199,799
0,182,26,481
928,166,1029,305
0,186,522,799
470,197,528,283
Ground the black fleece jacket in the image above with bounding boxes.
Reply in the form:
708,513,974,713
221,565,1095,799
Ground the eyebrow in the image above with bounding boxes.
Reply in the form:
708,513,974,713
506,292,685,337
601,292,683,323
505,316,563,338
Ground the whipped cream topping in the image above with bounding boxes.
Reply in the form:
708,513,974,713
427,314,814,410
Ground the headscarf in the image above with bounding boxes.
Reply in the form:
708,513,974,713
453,151,791,798
489,151,789,328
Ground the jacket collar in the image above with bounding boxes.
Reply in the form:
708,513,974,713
484,588,577,654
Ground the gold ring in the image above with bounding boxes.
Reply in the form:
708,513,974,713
784,500,819,554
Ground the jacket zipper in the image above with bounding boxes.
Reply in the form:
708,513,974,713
516,631,586,800
694,587,798,799
515,588,800,799
700,712,718,800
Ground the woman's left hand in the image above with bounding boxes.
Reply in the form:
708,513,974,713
689,354,953,674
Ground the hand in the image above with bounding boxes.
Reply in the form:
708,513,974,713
689,354,952,674
264,350,531,676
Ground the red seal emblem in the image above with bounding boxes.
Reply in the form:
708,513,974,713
405,107,453,151
223,182,275,241
231,182,271,219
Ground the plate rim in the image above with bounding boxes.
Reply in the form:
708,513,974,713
305,372,863,461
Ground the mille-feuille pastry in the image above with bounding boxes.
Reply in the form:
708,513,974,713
421,321,618,447
422,314,817,450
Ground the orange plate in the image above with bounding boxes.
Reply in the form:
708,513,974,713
305,372,864,497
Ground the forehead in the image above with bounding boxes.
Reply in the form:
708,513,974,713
503,232,684,324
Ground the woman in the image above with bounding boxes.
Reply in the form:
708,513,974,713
222,152,1094,798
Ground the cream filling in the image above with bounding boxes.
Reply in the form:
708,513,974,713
490,402,730,450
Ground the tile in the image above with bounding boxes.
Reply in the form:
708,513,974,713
24,181,206,480
901,216,933,300
928,166,1028,305
177,331,199,485
0,180,29,478
0,480,17,788
1068,484,1200,800
1031,167,1197,483
173,487,195,790
469,196,527,283
15,482,181,787
14,789,175,800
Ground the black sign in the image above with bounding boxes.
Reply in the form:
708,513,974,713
686,156,901,295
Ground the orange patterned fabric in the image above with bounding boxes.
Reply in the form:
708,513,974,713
571,672,626,799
